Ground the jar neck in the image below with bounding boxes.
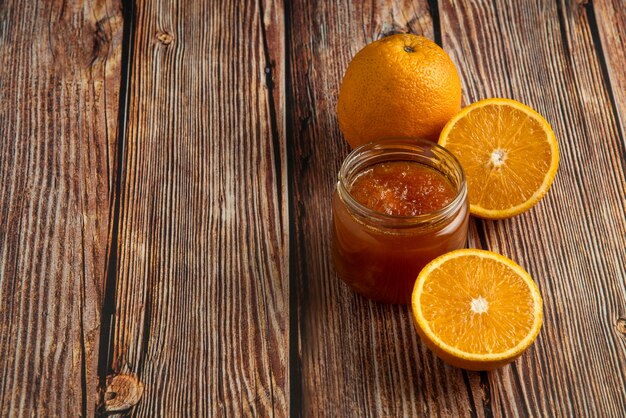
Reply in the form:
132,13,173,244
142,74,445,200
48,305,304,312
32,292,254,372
337,138,467,229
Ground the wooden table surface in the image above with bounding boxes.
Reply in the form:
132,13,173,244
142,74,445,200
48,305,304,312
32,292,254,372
1,0,625,416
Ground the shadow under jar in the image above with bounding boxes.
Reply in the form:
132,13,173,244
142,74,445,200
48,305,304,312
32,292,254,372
332,138,469,304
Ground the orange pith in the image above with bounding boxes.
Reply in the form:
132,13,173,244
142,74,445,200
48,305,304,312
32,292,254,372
439,98,559,219
411,249,543,370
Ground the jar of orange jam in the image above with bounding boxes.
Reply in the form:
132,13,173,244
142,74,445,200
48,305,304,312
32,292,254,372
332,138,469,304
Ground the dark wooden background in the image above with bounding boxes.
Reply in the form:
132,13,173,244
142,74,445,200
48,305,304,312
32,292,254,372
0,0,624,416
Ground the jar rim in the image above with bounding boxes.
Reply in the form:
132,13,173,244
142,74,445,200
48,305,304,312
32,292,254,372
337,137,467,228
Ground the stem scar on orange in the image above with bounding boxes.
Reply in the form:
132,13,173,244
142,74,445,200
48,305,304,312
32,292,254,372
337,34,462,147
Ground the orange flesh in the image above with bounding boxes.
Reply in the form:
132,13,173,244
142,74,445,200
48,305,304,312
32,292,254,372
420,255,536,354
441,102,555,213
349,161,456,216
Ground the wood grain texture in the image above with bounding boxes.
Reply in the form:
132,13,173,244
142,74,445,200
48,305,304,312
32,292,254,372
594,0,626,138
286,1,485,417
109,0,288,416
440,0,626,416
0,0,123,416
2,0,624,416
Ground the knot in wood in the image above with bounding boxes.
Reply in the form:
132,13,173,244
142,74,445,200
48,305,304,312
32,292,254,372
104,374,144,413
157,31,174,45
380,28,405,38
616,318,626,336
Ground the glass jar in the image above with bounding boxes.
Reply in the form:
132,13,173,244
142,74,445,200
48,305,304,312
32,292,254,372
332,138,469,304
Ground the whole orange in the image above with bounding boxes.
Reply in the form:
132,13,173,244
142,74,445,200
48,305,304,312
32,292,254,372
337,34,462,147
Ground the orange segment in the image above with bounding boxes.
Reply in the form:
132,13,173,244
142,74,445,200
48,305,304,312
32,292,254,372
439,98,559,219
411,249,543,370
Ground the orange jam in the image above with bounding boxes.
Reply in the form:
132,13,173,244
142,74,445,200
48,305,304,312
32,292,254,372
349,161,456,216
332,139,469,304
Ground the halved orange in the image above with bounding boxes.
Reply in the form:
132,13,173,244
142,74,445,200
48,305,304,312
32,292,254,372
411,249,543,370
439,98,559,219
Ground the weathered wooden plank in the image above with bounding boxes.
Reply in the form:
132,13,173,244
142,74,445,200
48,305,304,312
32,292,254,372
594,0,626,138
0,0,123,416
440,0,626,416
286,1,485,416
109,1,288,416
